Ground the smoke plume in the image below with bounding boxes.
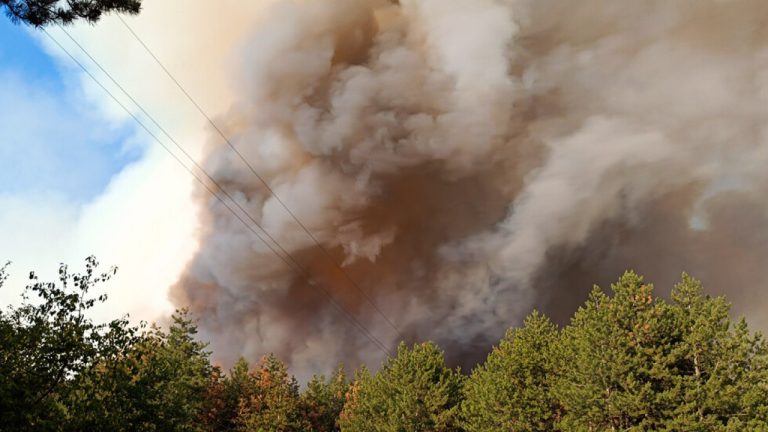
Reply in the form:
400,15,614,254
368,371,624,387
173,0,768,376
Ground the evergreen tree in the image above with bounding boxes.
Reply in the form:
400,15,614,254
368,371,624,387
552,271,677,430
552,271,768,430
461,311,560,432
301,365,348,432
202,358,257,431
143,309,213,431
236,353,305,432
338,365,372,431
339,342,465,432
662,274,768,431
3,257,768,430
2,0,141,26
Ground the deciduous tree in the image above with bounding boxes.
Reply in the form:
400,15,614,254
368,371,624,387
0,257,138,431
63,309,213,432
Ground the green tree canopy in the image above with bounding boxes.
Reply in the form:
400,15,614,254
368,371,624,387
552,271,768,431
339,342,465,432
201,357,256,432
0,257,139,431
301,365,349,432
461,311,560,432
552,271,669,430
2,259,768,430
2,0,141,27
663,274,768,431
235,353,305,432
62,309,213,432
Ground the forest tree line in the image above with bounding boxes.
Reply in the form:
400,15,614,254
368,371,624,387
1,257,767,431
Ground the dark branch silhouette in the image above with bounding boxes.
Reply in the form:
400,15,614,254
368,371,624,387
2,0,140,27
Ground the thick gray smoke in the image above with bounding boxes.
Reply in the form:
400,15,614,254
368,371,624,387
173,0,768,377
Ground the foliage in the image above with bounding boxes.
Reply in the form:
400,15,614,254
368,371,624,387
63,309,213,432
2,0,141,27
201,358,255,432
461,311,560,432
235,353,305,432
339,342,465,432
551,271,669,430
2,259,768,430
301,365,349,432
664,274,768,431
0,257,138,431
551,271,768,431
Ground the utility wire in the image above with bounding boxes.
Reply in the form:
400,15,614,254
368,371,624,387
42,26,394,358
117,16,403,338
50,25,392,357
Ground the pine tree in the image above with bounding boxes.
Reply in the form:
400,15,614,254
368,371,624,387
552,271,675,430
148,309,214,431
461,311,560,432
2,0,141,26
552,271,768,430
201,358,259,431
662,274,768,431
339,342,464,432
236,354,304,432
301,365,348,432
338,365,372,431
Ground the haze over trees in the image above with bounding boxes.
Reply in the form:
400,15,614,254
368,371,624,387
1,258,767,431
1,0,141,26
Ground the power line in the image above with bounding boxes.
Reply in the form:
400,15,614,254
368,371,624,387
41,26,394,358
49,25,393,357
116,16,403,338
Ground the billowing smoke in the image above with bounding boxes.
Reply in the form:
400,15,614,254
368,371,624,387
172,0,768,376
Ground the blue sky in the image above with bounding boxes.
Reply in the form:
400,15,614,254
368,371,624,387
0,3,244,323
0,18,141,203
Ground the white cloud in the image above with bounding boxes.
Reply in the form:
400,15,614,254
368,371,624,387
0,193,79,302
1,0,274,324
